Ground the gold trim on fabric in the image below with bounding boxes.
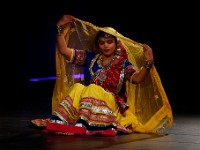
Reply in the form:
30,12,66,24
66,48,74,63
52,16,173,134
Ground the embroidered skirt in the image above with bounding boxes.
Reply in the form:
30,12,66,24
32,83,141,136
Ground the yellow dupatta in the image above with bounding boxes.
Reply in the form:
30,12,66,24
52,16,173,134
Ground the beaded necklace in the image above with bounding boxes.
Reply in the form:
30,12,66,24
89,53,118,76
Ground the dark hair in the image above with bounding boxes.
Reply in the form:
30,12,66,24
95,31,117,48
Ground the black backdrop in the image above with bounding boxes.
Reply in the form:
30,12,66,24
4,0,199,114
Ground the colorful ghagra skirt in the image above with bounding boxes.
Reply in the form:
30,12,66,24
31,83,140,136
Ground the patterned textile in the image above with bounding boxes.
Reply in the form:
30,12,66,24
31,16,173,136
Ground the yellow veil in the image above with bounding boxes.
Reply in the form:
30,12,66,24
52,16,173,134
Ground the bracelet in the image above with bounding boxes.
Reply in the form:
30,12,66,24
145,60,154,70
56,25,64,35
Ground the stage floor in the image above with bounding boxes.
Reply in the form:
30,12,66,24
1,81,200,150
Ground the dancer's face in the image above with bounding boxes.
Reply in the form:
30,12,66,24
98,36,116,57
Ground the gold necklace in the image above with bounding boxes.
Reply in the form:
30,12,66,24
90,53,118,76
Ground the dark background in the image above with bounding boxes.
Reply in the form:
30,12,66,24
3,1,199,114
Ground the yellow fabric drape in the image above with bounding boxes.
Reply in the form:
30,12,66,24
52,17,173,134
